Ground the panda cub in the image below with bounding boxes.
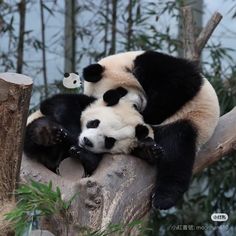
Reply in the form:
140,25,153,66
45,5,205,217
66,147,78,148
82,51,220,210
24,93,160,175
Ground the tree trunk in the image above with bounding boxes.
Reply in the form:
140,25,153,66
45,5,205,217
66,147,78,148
126,0,133,51
0,73,32,234
178,0,203,57
40,0,48,98
16,0,26,74
109,0,117,55
103,0,110,56
64,0,77,73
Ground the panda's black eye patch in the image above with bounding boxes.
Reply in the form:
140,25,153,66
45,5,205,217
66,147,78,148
86,119,100,128
105,136,116,149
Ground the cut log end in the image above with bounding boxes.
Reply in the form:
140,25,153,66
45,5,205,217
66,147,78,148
0,72,33,85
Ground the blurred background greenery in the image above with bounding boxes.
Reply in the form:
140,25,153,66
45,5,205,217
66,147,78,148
1,0,236,235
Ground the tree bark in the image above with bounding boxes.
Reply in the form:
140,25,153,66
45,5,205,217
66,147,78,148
16,0,26,74
182,6,222,61
126,0,133,51
103,0,110,56
109,0,118,55
178,0,203,57
0,73,32,234
64,0,77,73
40,0,48,98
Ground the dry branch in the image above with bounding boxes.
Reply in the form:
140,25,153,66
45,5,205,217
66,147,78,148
182,7,223,61
196,12,223,55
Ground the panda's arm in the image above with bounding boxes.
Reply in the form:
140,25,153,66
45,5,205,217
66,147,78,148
131,124,164,164
69,146,103,175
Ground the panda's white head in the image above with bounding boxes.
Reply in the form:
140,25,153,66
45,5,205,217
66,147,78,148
63,72,82,89
79,99,153,154
83,51,147,112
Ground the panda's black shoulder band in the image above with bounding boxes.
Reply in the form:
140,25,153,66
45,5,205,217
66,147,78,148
83,63,104,82
103,87,128,106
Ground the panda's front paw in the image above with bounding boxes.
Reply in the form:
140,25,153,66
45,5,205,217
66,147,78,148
139,137,164,162
69,145,81,158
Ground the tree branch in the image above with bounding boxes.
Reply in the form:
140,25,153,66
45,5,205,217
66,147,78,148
196,12,222,55
193,107,236,174
20,106,236,234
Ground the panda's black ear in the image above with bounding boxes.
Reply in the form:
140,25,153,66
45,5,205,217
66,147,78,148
83,63,104,82
64,72,69,78
103,87,128,106
135,124,149,140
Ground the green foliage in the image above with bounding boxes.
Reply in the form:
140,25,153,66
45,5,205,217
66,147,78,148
5,180,77,236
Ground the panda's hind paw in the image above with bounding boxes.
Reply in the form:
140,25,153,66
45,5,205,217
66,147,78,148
151,193,177,211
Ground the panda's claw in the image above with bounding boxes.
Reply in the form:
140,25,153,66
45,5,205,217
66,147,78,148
139,138,164,161
151,144,164,158
53,127,68,143
69,146,81,157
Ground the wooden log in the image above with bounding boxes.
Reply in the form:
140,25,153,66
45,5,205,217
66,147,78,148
20,106,236,234
0,73,32,232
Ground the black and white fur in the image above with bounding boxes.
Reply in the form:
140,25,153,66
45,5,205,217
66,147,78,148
24,94,159,175
83,51,220,210
24,94,104,174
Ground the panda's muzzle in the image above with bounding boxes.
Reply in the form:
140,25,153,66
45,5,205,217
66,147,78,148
83,137,94,148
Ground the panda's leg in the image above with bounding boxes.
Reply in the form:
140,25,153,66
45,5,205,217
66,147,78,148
24,117,76,171
69,147,103,176
152,119,197,210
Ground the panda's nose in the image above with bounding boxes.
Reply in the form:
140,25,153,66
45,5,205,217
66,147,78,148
83,137,93,147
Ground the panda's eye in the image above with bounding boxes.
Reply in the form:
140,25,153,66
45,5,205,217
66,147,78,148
105,136,116,149
73,80,77,84
86,119,100,128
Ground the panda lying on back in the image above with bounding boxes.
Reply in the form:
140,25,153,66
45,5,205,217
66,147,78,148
24,93,160,175
82,51,220,210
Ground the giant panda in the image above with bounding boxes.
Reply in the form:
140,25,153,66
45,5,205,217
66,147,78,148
82,51,220,210
24,93,159,175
